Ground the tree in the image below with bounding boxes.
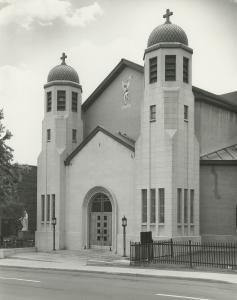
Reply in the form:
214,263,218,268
0,109,23,223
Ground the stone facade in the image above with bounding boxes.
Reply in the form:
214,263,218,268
36,13,237,253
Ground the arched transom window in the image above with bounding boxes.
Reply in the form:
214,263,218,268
90,193,112,212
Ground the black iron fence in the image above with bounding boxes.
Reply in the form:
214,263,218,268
0,239,35,248
130,240,237,269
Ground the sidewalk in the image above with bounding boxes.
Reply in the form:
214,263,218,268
0,250,237,285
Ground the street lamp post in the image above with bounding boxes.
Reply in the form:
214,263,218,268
52,217,57,251
122,216,127,257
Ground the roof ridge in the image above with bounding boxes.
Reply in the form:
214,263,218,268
64,126,135,166
82,58,143,111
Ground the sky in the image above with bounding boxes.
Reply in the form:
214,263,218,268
0,0,236,165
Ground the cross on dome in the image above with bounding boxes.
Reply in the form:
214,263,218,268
60,52,67,65
163,9,173,24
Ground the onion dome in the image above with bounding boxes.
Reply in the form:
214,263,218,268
147,9,188,47
47,53,79,83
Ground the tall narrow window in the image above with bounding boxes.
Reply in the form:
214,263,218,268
190,190,194,224
47,129,51,142
183,57,189,83
52,194,56,219
236,205,237,229
72,129,77,143
159,188,165,223
150,105,156,122
165,55,176,81
184,105,188,121
150,189,156,223
177,188,182,224
149,57,157,83
184,189,188,224
72,92,78,112
41,195,45,222
142,189,147,223
46,195,50,222
57,90,66,111
47,92,52,112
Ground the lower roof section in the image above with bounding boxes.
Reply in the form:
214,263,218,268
64,126,135,166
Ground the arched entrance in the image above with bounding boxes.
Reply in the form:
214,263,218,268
89,193,112,248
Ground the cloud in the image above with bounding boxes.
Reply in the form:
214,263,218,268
0,0,103,29
0,64,43,164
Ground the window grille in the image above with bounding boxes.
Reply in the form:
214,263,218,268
149,57,157,83
57,90,66,111
183,57,189,83
72,129,77,143
72,92,78,112
165,55,176,81
47,129,51,142
150,105,156,122
47,92,52,112
184,105,188,121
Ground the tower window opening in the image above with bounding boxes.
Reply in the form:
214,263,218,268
47,129,51,142
57,90,66,111
72,92,78,112
72,129,77,143
149,57,157,83
165,55,176,81
183,57,189,83
47,92,52,112
184,105,188,121
150,105,156,122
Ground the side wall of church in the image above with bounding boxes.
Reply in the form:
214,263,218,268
195,101,237,155
65,131,137,254
200,163,237,242
82,67,143,141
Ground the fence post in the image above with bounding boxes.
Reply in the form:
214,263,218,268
170,238,174,258
189,240,192,268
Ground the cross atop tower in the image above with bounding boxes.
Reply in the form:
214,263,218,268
60,52,67,65
163,9,173,24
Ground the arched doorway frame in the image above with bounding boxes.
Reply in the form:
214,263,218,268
82,186,118,252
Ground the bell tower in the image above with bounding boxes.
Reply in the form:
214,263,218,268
137,10,200,241
36,53,83,251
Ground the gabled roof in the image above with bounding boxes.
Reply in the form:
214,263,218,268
200,144,237,160
64,126,135,166
193,86,237,112
81,58,237,113
221,91,237,107
82,59,143,111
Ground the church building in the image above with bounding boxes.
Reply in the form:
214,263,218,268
36,10,237,253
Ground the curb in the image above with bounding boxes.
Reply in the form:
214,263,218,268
0,263,236,285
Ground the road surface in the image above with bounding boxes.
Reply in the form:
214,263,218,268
0,267,236,299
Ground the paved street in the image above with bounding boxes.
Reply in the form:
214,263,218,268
0,268,237,300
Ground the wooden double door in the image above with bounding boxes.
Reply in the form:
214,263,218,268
89,193,112,248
